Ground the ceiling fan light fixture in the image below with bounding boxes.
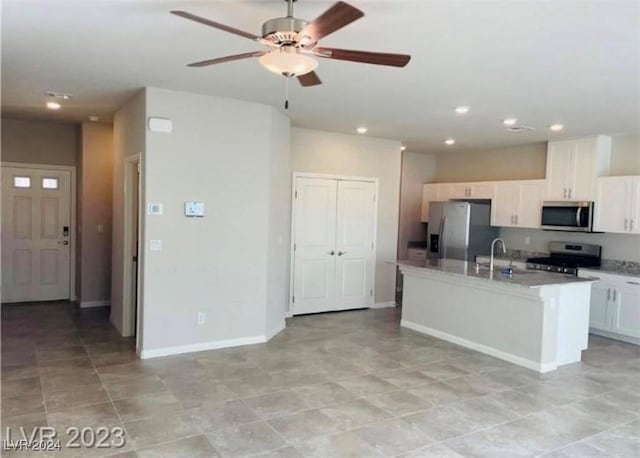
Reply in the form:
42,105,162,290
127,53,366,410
259,48,318,77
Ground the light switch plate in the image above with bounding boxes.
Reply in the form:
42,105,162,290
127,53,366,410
150,240,163,251
148,203,163,215
185,202,205,217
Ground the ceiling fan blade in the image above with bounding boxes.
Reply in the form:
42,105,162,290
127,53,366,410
187,51,266,67
297,71,322,87
314,47,411,67
171,10,260,41
298,2,364,43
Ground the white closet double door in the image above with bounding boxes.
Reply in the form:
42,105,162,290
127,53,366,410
293,177,377,315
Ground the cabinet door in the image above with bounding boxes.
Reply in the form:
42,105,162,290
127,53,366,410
491,182,518,227
438,184,453,202
589,283,611,331
421,184,439,222
611,285,640,338
470,183,495,199
570,137,598,201
629,177,640,234
517,181,544,228
449,184,468,199
594,177,631,233
546,141,572,200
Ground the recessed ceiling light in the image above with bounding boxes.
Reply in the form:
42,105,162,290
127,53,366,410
444,138,456,146
356,126,368,134
503,118,517,126
89,116,100,122
46,101,61,110
400,145,406,152
550,124,564,131
455,106,470,114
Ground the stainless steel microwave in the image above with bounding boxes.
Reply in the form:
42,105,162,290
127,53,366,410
541,201,595,232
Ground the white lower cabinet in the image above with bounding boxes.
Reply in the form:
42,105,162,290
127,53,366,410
579,270,640,343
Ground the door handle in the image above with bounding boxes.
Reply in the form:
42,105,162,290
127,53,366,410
337,251,347,256
327,250,335,256
59,241,69,246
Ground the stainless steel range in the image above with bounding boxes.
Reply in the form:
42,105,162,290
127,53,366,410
526,242,601,276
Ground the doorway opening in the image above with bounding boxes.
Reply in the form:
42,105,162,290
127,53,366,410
123,155,141,347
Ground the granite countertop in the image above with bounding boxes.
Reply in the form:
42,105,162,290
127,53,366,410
579,265,640,279
397,258,597,289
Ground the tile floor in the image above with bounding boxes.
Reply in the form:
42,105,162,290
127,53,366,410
1,302,639,457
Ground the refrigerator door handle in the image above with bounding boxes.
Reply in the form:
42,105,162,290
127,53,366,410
439,216,447,257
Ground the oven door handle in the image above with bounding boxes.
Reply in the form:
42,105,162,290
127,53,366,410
576,207,582,227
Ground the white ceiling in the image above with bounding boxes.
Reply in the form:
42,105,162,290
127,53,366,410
2,0,639,153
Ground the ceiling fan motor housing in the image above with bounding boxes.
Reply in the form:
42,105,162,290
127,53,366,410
262,17,310,47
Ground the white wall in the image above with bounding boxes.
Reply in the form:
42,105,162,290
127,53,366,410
111,91,146,335
140,87,289,354
290,128,402,305
398,151,437,260
1,118,79,166
79,122,113,305
266,110,291,336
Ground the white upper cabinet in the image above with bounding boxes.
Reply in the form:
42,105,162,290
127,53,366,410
545,136,611,201
594,176,640,234
491,182,519,227
420,184,439,222
491,180,544,228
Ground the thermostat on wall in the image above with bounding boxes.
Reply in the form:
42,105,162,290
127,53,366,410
185,202,205,217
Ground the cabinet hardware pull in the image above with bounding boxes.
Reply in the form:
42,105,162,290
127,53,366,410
631,219,634,231
327,250,335,256
625,219,628,230
568,188,572,199
338,251,347,256
607,288,611,300
563,188,567,199
626,281,640,285
613,289,617,301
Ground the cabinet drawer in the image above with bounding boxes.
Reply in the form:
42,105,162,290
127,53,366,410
408,249,427,262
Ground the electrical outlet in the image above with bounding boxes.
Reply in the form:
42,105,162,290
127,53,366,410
197,312,206,325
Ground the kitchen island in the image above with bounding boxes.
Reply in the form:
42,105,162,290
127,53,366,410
398,259,596,373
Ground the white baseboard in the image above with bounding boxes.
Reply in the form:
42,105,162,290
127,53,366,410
589,328,640,345
371,301,396,309
80,300,110,308
400,319,557,373
139,335,267,359
265,321,286,341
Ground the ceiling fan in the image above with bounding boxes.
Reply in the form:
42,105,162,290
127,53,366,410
171,0,411,88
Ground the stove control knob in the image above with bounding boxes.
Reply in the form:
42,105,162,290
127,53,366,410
546,266,552,271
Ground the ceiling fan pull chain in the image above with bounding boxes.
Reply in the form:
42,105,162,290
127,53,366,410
284,75,290,110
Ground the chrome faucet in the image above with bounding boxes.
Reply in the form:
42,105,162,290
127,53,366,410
490,238,507,273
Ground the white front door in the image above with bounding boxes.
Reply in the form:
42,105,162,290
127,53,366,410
292,176,377,315
1,167,72,302
293,178,338,315
335,180,375,310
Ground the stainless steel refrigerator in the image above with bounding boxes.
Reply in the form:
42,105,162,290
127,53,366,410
427,201,499,262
